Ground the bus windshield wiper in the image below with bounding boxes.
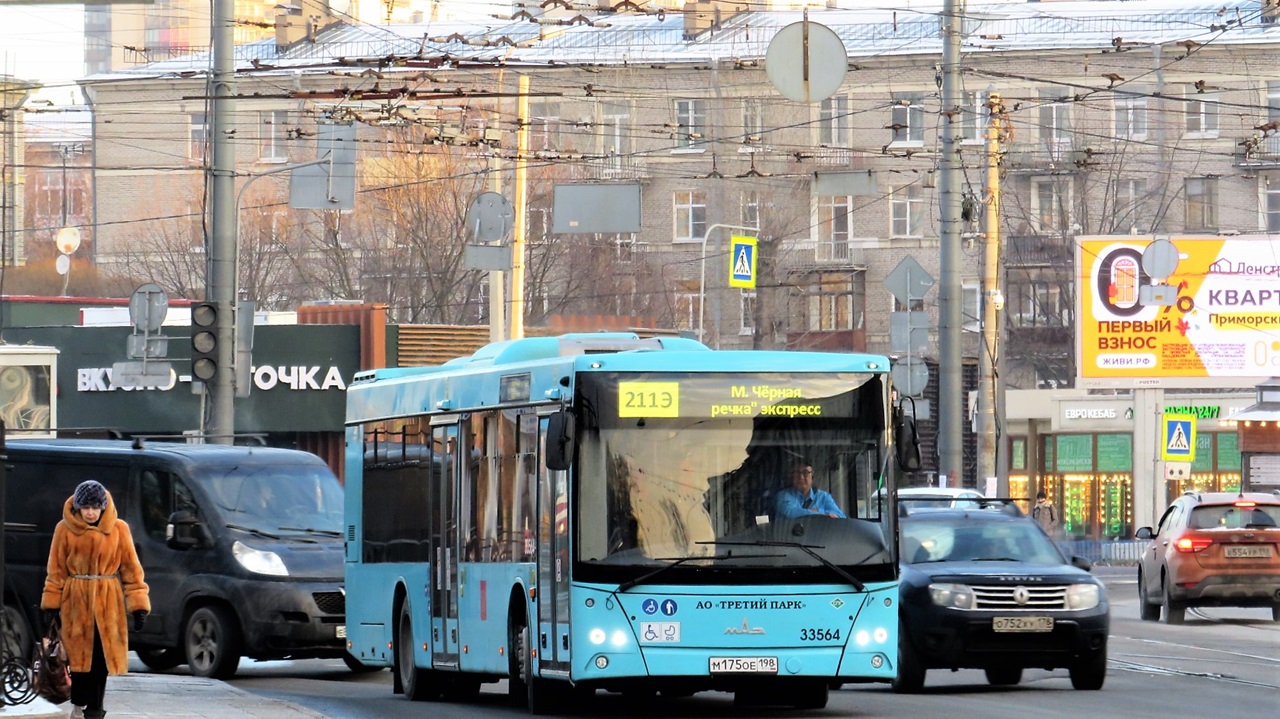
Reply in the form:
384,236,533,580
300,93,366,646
225,523,281,540
708,540,866,592
617,553,781,592
278,526,343,537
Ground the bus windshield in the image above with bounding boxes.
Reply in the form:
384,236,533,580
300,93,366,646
574,371,894,584
201,463,344,536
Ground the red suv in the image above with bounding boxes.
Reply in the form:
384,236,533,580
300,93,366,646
1136,491,1280,624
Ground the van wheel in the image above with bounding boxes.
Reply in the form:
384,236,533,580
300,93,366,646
1,604,31,664
396,602,441,701
184,606,241,679
892,635,926,694
136,647,184,671
984,666,1022,686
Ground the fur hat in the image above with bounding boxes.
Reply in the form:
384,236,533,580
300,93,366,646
73,480,108,510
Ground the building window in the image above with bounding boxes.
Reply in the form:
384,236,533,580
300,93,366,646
1114,92,1148,140
1010,281,1066,327
600,101,631,155
189,112,208,161
1266,176,1280,232
959,90,987,142
1184,88,1219,137
741,190,760,229
890,94,925,145
674,190,707,242
817,195,853,260
1032,178,1069,232
675,99,707,149
742,97,766,145
674,281,701,334
614,233,636,263
1185,177,1218,230
799,273,862,332
259,110,288,162
963,283,980,332
1039,90,1071,148
818,95,850,147
740,290,756,335
891,184,925,237
1114,178,1149,233
530,101,561,151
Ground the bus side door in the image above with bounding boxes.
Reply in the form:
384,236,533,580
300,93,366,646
431,422,461,666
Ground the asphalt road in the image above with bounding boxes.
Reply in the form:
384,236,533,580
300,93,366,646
211,572,1280,718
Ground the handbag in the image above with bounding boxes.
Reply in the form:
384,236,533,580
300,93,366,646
31,619,72,705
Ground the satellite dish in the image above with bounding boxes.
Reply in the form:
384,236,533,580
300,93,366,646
54,254,71,276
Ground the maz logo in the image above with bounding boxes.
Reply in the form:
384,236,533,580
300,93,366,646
724,617,765,635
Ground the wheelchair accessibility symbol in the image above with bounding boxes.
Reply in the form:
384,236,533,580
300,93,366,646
639,621,681,643
641,598,659,615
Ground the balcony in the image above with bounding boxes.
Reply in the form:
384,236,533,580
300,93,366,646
1004,234,1075,267
594,154,648,181
1003,141,1088,174
1234,133,1280,168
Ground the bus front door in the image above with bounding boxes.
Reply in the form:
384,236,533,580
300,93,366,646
536,419,570,672
432,423,461,667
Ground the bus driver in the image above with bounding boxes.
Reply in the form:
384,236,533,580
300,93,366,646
774,460,846,519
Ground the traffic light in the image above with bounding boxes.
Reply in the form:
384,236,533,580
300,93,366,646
190,302,218,381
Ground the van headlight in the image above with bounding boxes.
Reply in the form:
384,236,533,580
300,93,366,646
1065,583,1101,610
233,540,289,576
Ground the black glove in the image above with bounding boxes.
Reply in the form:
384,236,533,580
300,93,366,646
132,610,148,632
42,609,59,627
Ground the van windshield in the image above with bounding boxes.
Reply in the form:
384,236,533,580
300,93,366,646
201,464,343,535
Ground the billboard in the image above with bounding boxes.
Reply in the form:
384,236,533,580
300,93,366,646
1077,235,1280,386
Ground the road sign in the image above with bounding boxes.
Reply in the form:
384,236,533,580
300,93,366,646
128,283,168,333
111,360,174,388
1161,414,1196,462
891,357,929,396
890,311,929,354
465,191,514,242
884,256,934,306
765,21,848,104
728,236,757,289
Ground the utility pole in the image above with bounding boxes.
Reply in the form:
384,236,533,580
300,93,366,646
510,74,530,340
937,0,965,486
978,91,1005,494
207,0,236,443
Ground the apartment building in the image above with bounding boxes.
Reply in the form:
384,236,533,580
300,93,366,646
78,1,1280,485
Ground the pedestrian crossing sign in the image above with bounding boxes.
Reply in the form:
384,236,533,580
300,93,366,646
729,236,757,289
1161,414,1196,462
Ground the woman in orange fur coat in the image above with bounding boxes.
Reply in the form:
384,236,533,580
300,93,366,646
41,480,150,719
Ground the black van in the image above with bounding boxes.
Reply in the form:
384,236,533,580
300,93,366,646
2,439,348,678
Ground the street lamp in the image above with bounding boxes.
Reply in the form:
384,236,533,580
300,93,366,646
698,222,759,348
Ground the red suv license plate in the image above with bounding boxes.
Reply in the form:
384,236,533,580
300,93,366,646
1224,545,1272,559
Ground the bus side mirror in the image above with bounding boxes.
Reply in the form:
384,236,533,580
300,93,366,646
894,412,922,472
545,410,575,471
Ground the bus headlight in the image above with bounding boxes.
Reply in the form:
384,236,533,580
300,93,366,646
610,630,628,647
589,628,607,645
232,540,288,576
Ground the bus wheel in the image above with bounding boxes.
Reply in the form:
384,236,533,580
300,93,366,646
507,617,527,707
184,606,241,679
520,624,558,715
397,603,442,701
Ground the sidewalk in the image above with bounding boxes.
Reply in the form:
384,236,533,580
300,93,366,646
6,673,328,719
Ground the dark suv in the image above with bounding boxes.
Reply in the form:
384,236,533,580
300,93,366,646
896,502,1110,692
1135,491,1280,624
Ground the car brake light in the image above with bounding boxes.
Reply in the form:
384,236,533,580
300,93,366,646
1233,501,1256,508
1175,535,1213,552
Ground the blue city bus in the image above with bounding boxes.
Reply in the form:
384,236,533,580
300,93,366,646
343,333,919,712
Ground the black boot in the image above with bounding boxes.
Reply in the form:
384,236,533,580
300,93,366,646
84,709,106,719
